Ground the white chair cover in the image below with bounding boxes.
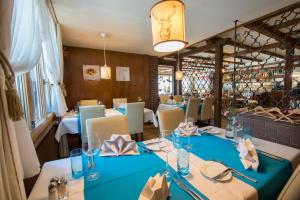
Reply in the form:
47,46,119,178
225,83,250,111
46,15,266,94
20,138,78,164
126,102,145,135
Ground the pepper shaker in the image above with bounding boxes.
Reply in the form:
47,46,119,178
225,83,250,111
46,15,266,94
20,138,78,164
48,182,58,200
58,177,68,200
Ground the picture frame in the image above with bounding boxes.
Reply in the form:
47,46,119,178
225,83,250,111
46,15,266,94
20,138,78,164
116,66,130,81
82,65,100,81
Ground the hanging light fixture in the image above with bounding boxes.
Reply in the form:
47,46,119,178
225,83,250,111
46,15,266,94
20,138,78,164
150,0,187,52
175,51,183,80
100,33,111,79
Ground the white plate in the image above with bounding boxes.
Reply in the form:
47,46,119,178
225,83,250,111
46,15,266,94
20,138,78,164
206,129,221,135
199,161,232,182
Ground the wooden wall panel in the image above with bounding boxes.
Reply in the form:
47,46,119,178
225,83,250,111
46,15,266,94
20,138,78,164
63,46,153,109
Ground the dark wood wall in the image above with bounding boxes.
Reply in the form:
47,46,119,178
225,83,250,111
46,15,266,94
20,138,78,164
63,46,156,109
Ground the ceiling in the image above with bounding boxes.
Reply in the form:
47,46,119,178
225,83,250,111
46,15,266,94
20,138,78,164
52,0,299,56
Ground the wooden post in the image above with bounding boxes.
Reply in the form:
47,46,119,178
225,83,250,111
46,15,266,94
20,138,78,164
283,41,295,107
214,43,224,127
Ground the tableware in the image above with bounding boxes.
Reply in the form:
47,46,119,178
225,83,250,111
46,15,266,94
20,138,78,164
177,148,189,177
205,129,221,135
217,161,258,183
198,161,232,182
173,178,203,200
258,150,285,162
159,130,173,178
82,136,100,181
70,148,83,179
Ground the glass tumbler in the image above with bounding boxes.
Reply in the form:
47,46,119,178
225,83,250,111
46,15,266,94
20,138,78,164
70,148,83,179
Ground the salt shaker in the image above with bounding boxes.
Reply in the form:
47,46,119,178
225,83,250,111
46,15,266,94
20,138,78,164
48,182,58,200
58,177,68,200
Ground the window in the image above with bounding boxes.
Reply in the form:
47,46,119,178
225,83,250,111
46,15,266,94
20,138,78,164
158,66,173,95
15,56,50,129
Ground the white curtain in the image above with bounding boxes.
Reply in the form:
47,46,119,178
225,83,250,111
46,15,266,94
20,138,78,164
9,0,42,75
38,0,68,116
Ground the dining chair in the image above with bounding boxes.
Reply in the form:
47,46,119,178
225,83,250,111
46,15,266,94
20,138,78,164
125,102,145,141
278,164,300,200
86,115,130,148
79,105,105,143
198,96,214,124
157,108,184,134
185,98,201,123
113,98,127,109
173,95,183,103
159,95,169,104
79,99,98,106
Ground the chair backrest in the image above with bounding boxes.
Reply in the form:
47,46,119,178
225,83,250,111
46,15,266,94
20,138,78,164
86,115,129,148
79,105,105,142
125,102,145,134
199,97,214,121
79,99,98,106
157,108,184,133
278,164,300,200
159,95,169,104
185,98,201,122
113,98,127,108
174,95,183,103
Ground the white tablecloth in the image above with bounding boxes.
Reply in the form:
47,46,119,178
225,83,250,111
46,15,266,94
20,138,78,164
55,108,158,142
156,104,178,114
55,109,123,142
29,126,300,200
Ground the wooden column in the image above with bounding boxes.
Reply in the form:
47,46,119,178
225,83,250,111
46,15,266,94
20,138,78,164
213,43,224,127
283,41,295,107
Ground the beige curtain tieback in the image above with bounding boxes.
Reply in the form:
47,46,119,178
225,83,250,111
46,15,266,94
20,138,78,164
0,50,24,121
58,82,67,97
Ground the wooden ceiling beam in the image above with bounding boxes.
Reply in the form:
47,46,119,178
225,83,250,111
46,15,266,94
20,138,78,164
244,21,300,50
205,50,263,62
272,17,300,30
226,41,284,59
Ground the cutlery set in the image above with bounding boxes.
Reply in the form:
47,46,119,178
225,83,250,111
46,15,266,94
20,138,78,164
173,177,204,200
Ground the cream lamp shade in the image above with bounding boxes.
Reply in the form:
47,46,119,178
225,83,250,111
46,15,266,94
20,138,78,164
175,70,183,80
101,65,111,79
150,0,187,52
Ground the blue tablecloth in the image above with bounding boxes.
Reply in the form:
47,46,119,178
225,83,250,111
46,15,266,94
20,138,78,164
83,135,292,200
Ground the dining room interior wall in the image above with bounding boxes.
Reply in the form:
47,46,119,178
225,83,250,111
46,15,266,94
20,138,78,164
63,46,153,109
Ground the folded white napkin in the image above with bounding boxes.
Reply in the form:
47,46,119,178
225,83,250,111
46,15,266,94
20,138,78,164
237,138,259,171
100,134,139,157
177,122,198,136
139,173,170,200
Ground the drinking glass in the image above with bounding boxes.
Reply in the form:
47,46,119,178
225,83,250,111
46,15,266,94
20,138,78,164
82,136,101,181
177,148,189,177
172,129,181,149
243,127,254,142
159,130,173,178
70,148,83,179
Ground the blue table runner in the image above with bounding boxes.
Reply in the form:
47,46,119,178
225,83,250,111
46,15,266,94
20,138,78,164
83,146,207,200
83,134,292,200
181,134,292,200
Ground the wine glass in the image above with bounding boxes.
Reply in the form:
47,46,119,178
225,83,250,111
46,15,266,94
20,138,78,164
184,117,196,149
82,135,101,181
159,130,173,179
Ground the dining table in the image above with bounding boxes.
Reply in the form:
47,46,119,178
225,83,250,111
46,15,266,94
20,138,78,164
29,126,300,200
156,103,202,114
55,108,158,142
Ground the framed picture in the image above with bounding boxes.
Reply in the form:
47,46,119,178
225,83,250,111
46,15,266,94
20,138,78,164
116,66,130,81
82,65,100,80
